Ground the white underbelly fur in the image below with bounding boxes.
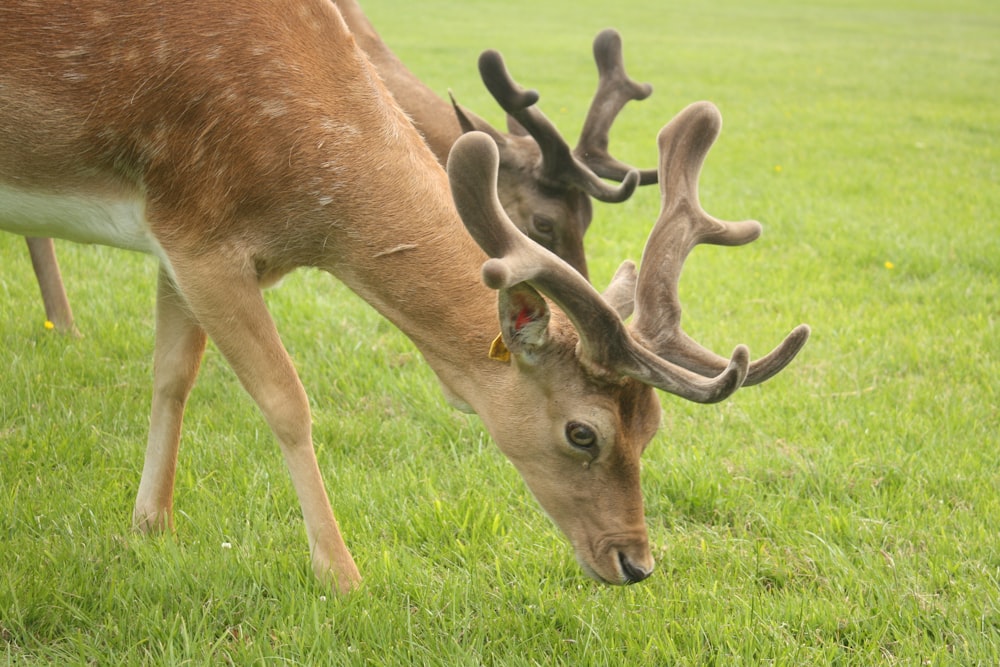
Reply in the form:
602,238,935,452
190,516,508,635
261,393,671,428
0,184,162,256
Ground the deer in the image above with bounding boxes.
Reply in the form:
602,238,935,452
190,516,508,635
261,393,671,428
15,1,657,337
0,0,809,593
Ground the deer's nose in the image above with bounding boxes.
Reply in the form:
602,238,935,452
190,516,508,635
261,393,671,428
618,551,653,584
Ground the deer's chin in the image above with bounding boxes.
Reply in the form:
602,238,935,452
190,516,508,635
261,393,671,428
575,551,625,585
576,557,615,585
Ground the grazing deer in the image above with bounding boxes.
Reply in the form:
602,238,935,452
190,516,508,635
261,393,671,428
0,0,808,592
14,2,652,334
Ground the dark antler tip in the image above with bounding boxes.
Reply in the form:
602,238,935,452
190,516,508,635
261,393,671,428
448,131,498,175
789,324,811,349
478,49,540,110
621,169,640,194
463,129,497,152
732,344,751,368
740,220,764,245
594,28,623,49
719,345,751,400
614,260,638,280
663,100,722,138
741,324,811,387
594,169,639,204
701,347,750,404
481,259,511,289
478,49,502,68
784,324,811,351
690,99,722,117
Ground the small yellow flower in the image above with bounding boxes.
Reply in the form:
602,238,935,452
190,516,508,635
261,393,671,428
44,320,55,330
774,165,783,173
884,261,895,270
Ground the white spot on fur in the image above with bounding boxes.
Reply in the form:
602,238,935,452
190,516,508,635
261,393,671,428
257,99,287,119
320,117,360,138
56,47,89,59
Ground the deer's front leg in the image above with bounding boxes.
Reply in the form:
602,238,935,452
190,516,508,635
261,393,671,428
164,254,361,593
133,268,208,533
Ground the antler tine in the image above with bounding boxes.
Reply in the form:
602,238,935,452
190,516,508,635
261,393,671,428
478,49,640,204
630,101,810,385
602,260,638,320
574,29,658,186
447,131,748,404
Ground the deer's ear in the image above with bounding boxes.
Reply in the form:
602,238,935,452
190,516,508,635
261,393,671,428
495,283,550,364
450,93,507,146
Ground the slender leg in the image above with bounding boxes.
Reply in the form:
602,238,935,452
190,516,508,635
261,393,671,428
133,268,207,532
165,255,360,592
25,237,79,336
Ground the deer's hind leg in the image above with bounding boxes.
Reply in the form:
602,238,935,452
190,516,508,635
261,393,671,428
26,237,78,335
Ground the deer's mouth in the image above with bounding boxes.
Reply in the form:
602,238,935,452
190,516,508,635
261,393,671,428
574,545,654,585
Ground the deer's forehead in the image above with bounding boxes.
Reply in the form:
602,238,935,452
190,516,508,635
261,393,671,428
607,378,662,446
538,357,661,443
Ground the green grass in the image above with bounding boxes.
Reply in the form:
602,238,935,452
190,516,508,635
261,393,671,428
2,0,998,663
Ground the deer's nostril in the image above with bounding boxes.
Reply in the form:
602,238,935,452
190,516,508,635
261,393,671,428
618,552,652,584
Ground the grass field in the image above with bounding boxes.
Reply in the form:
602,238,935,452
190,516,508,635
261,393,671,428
2,0,998,664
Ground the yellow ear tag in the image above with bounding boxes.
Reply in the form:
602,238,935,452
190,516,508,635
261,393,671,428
488,332,511,362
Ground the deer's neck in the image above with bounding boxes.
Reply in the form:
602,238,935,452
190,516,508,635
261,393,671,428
338,242,509,415
317,158,509,416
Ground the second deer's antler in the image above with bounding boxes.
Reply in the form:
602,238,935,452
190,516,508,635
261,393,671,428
574,28,659,185
478,48,640,203
448,101,809,401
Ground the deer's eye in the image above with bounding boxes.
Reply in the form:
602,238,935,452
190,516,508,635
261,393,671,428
565,422,597,451
532,215,555,237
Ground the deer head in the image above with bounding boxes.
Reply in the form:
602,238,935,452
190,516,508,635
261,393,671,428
447,101,809,583
449,28,656,278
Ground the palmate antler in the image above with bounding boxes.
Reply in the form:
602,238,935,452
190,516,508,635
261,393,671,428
448,101,809,402
477,28,657,202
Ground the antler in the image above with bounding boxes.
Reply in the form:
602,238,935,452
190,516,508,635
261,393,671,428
448,101,809,401
630,101,810,386
477,49,640,204
573,29,658,185
448,130,749,404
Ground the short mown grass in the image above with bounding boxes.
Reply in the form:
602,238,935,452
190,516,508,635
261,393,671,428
2,0,998,664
